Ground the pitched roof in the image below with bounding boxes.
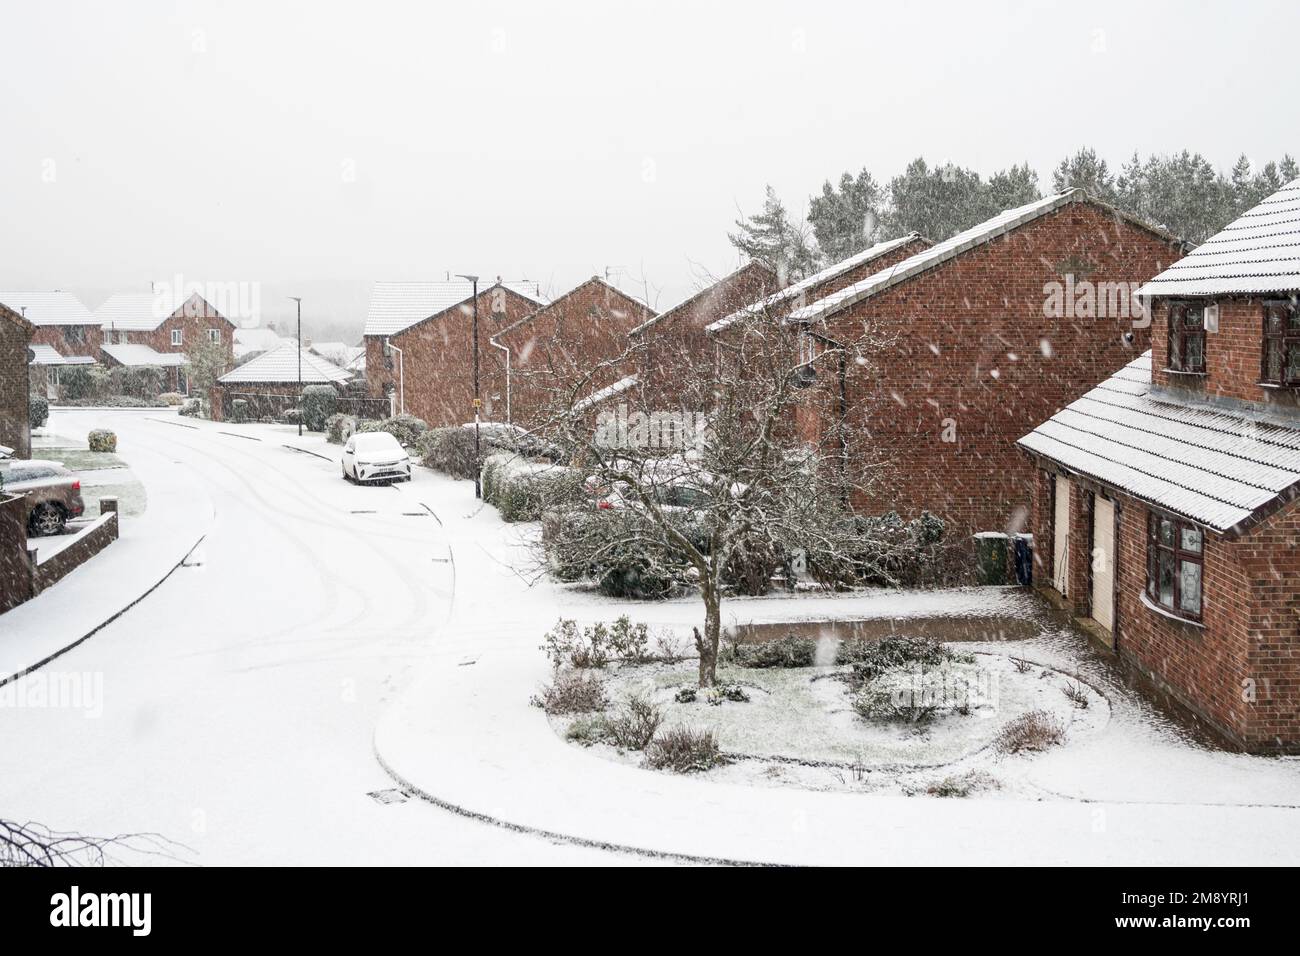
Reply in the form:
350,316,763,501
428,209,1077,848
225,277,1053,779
1016,351,1300,535
0,291,98,327
101,343,189,367
219,342,352,384
630,261,774,336
26,344,94,365
705,234,926,333
233,327,288,359
96,291,232,331
494,276,654,340
363,280,548,337
1137,178,1300,298
786,190,1187,325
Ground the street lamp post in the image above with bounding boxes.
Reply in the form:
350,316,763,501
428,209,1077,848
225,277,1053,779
289,297,302,436
456,274,482,498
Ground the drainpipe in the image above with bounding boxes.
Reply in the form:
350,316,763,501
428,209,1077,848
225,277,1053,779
489,334,511,425
386,338,404,415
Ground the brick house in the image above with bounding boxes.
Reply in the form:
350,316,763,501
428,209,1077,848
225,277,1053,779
0,291,100,397
492,277,656,429
0,302,34,458
362,280,547,425
97,291,237,393
212,342,352,421
1018,178,1300,752
785,189,1187,540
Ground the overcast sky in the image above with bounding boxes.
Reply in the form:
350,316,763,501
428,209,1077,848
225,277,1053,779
1,0,1295,334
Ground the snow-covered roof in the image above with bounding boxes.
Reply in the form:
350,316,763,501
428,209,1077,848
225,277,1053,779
27,344,96,366
101,343,189,367
364,280,549,337
1137,178,1300,299
573,374,639,413
345,349,366,373
1017,351,1300,535
0,291,99,327
233,327,288,359
630,261,773,336
787,190,1185,325
219,342,352,384
96,293,172,331
705,234,925,333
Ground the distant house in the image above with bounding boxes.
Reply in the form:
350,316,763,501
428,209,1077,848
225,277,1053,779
362,279,547,424
233,326,288,362
212,342,352,422
1018,178,1300,753
0,291,100,397
100,343,192,393
97,291,236,363
493,277,655,428
0,302,34,458
785,189,1187,541
307,341,361,368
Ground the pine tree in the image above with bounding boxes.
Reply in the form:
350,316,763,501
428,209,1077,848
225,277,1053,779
1052,148,1118,203
880,158,990,242
728,185,818,284
807,169,884,265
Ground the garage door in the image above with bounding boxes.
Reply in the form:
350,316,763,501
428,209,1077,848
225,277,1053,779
1053,476,1071,596
1091,496,1115,632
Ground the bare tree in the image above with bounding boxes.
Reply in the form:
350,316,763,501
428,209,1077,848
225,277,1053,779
523,291,908,687
0,818,189,867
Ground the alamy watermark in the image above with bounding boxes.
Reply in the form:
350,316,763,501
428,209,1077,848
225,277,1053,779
1043,276,1150,328
0,671,103,718
594,403,709,451
152,274,261,323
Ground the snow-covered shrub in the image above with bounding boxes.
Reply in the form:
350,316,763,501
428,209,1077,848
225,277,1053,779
280,407,302,425
925,770,997,798
851,656,986,724
157,392,186,406
28,394,48,430
995,710,1065,753
806,511,959,589
300,384,338,431
723,533,785,596
357,414,427,448
539,616,654,668
532,670,609,715
87,429,116,453
541,505,701,598
483,453,581,523
230,399,249,423
705,682,750,705
645,726,723,773
605,694,663,751
179,398,203,418
607,616,652,663
416,426,479,479
674,686,697,704
840,636,973,684
564,714,610,746
324,412,356,444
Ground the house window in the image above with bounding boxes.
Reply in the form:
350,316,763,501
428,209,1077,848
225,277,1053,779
67,325,86,346
171,329,183,347
208,328,221,344
1146,510,1203,620
1261,299,1300,386
1167,302,1206,373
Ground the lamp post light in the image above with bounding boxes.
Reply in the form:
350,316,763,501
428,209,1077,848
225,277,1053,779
456,274,482,498
289,296,302,436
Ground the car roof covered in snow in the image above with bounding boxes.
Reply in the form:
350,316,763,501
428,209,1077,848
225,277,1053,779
1137,177,1300,299
363,280,549,337
1016,351,1300,535
784,190,1186,325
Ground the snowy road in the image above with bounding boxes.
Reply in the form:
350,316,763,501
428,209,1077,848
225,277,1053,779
0,410,629,865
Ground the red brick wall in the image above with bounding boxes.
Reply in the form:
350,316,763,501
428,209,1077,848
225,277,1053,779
1029,464,1300,752
497,279,655,429
122,299,236,365
0,310,33,458
364,286,540,427
31,324,98,358
822,201,1182,538
1150,296,1300,415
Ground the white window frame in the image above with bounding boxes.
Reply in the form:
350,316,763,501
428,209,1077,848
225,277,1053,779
171,329,183,347
207,328,221,344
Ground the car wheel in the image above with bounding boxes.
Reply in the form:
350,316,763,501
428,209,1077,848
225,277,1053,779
28,503,65,537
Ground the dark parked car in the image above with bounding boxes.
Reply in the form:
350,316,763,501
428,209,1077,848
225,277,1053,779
0,459,86,536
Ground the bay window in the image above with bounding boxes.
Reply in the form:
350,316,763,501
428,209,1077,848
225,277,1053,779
1146,510,1203,621
1261,298,1300,386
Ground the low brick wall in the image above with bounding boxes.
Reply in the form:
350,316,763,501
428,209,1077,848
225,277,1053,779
0,495,33,612
32,510,118,593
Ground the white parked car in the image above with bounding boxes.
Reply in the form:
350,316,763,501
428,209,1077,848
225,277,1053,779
341,432,411,484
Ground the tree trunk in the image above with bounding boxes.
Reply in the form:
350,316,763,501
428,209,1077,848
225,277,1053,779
694,588,722,687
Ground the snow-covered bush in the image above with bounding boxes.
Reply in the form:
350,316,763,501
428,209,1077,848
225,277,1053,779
482,453,581,523
541,505,701,598
324,412,356,444
532,670,608,715
722,532,785,596
994,710,1065,754
179,398,203,418
357,414,426,448
157,392,186,406
280,408,302,425
87,429,116,453
806,511,958,589
732,635,816,668
841,636,973,683
645,726,723,773
605,694,663,751
28,394,48,430
539,616,654,669
230,399,249,423
300,384,338,431
564,715,610,747
416,427,478,479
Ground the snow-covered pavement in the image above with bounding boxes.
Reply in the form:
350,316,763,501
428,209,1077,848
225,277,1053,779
0,410,636,865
